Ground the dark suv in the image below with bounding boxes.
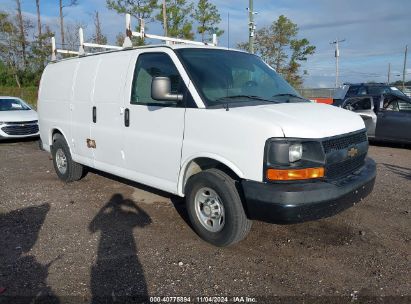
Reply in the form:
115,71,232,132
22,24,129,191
333,83,407,107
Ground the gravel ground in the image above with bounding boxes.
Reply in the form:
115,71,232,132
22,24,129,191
0,139,410,304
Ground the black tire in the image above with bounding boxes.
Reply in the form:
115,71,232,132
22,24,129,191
38,137,44,151
51,135,85,182
185,168,252,247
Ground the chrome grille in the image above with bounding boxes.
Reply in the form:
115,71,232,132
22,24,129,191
1,124,39,135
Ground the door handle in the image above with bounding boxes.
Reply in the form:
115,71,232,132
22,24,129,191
124,108,130,127
92,106,97,123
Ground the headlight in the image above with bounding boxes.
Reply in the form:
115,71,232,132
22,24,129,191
289,143,302,162
265,139,325,181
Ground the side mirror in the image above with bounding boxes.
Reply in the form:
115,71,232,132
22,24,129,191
151,77,183,102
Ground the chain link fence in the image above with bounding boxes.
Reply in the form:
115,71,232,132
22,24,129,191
297,86,411,99
297,88,337,99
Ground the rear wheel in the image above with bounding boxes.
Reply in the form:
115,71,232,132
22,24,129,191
52,135,85,182
185,168,252,247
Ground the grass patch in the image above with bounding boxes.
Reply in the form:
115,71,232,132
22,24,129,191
0,86,38,109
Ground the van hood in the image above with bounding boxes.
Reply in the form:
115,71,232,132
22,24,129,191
230,102,365,138
0,109,38,122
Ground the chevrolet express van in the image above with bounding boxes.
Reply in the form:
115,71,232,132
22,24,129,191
38,45,376,246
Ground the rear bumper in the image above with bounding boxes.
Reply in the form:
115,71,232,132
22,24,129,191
242,157,376,224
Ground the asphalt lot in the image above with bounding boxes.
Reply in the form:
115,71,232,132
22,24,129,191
0,139,410,303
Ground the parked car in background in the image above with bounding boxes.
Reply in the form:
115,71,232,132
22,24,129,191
0,97,39,140
333,83,408,107
339,93,411,144
403,87,411,98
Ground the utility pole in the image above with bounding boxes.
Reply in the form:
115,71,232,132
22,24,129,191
162,0,167,36
330,38,345,88
59,0,64,46
247,0,256,54
227,12,230,49
403,45,408,90
35,0,42,38
15,0,27,68
387,63,391,84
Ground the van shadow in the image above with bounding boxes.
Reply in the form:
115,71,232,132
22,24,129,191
0,204,59,303
87,168,191,226
89,194,152,303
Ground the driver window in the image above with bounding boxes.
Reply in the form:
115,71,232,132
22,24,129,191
131,52,183,106
343,98,357,110
343,97,371,111
385,98,411,112
383,98,399,111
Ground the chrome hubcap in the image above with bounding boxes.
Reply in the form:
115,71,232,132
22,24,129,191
55,148,67,174
194,187,225,232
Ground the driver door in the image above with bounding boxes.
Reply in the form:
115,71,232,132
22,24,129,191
376,96,411,142
121,50,193,194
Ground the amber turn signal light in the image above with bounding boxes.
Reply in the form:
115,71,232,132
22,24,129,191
266,167,324,181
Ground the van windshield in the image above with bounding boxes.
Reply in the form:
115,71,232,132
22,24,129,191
176,48,307,107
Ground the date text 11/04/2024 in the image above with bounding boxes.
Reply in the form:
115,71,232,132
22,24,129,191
149,296,258,303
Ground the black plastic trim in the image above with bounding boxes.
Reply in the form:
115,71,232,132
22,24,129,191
242,157,376,224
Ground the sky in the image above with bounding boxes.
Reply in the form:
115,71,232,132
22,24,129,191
1,0,410,88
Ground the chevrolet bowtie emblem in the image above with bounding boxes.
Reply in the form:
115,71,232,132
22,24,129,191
347,147,358,158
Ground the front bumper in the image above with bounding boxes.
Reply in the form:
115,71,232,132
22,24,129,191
242,157,376,224
0,122,39,139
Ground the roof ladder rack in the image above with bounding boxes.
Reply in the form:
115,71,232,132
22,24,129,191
78,28,123,55
51,37,80,61
51,13,218,61
51,28,123,61
123,13,217,48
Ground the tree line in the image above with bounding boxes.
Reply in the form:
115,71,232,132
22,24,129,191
0,0,315,89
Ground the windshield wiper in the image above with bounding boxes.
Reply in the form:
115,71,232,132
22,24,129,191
272,93,305,100
216,95,275,103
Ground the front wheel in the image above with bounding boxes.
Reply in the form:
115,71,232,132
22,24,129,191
52,135,85,182
185,168,252,247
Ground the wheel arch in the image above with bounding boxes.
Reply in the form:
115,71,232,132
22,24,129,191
50,127,69,150
178,154,244,196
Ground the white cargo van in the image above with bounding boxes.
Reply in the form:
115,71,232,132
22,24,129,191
38,45,376,246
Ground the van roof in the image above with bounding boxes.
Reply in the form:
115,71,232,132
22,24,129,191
51,44,247,64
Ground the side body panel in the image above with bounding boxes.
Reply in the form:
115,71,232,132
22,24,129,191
91,52,132,170
38,60,78,151
70,57,100,166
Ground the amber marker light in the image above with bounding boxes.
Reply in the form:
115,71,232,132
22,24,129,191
266,167,325,181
